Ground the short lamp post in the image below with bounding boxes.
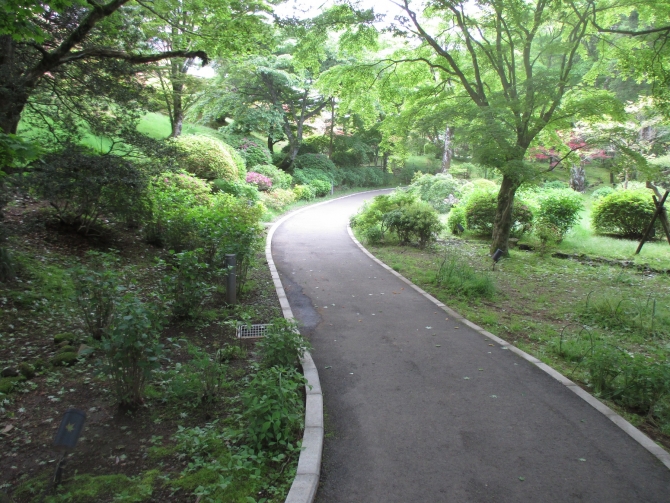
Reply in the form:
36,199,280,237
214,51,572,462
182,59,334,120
491,248,504,270
456,223,465,234
52,408,86,487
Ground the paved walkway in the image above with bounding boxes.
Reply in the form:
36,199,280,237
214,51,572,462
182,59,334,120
271,190,670,502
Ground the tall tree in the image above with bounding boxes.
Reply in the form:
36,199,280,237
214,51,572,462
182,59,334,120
387,0,618,254
142,0,272,137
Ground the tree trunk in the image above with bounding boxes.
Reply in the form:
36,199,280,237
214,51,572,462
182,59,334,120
490,174,522,255
441,125,453,173
382,152,389,172
569,163,586,192
0,36,30,134
328,97,335,159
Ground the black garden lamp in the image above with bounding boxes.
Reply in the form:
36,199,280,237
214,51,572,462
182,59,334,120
456,223,465,234
52,408,86,487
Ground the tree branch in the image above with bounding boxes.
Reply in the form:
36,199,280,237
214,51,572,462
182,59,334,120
60,49,209,66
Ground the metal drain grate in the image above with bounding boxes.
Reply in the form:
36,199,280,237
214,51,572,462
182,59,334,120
236,323,270,339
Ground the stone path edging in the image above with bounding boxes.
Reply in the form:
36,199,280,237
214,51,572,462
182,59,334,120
266,189,392,503
346,224,670,471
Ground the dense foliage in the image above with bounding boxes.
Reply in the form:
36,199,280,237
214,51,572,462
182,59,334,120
172,135,245,181
592,190,660,238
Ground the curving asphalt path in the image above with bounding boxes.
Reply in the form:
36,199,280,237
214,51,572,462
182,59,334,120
272,190,670,503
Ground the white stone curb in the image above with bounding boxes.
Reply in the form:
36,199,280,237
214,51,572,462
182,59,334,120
266,189,393,503
346,224,670,471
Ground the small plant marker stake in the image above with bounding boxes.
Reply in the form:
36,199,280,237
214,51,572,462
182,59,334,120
635,191,669,254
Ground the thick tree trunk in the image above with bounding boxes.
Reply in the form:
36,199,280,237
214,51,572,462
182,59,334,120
490,174,522,255
569,163,586,192
382,152,389,172
441,125,453,173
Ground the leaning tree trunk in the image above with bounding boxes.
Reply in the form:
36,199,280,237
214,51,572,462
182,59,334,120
569,163,586,192
490,174,522,256
441,125,453,173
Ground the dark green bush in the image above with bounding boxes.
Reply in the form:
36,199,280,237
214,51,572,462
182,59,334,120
464,190,533,237
212,179,260,202
350,191,417,239
172,135,245,181
27,146,148,235
72,251,126,340
98,295,164,408
257,318,312,369
292,154,338,182
592,190,659,238
310,179,331,197
242,366,306,451
535,188,584,241
384,201,443,248
160,250,218,319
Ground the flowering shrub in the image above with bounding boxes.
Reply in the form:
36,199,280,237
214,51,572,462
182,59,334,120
246,171,272,191
259,188,296,209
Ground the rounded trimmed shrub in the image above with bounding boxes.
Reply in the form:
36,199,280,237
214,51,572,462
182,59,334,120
464,190,533,237
383,201,443,248
592,190,659,238
172,135,245,181
259,188,296,210
293,184,316,201
409,173,464,213
535,189,584,241
253,164,293,190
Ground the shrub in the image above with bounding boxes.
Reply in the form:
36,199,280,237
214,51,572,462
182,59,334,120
0,246,15,282
253,164,293,189
361,225,384,245
257,318,312,369
384,201,443,248
160,250,218,319
591,186,615,199
310,179,331,197
72,251,126,340
592,190,659,238
235,138,272,169
212,179,260,202
534,221,563,256
98,295,164,408
145,171,213,247
245,171,272,191
409,173,464,213
464,190,533,237
171,135,245,181
27,146,148,235
351,191,418,239
543,180,569,190
292,154,338,180
241,366,306,450
535,189,584,241
293,184,316,201
447,206,466,234
259,188,296,210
